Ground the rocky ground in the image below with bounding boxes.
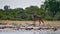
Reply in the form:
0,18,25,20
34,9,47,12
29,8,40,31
0,20,60,32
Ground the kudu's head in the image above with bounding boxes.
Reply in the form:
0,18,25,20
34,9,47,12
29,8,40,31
30,12,36,16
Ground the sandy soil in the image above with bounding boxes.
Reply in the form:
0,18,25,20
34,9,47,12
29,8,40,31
0,20,60,26
0,20,60,32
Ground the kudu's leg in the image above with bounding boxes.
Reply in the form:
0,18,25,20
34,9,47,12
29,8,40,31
39,20,41,26
32,19,36,26
41,19,45,26
41,19,44,24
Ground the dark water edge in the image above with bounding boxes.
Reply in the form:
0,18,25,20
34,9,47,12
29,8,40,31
0,30,60,34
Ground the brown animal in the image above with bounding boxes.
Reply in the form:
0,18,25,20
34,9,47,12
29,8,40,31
32,13,44,26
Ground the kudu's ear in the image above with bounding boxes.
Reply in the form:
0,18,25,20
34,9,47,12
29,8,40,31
30,12,34,14
29,11,36,15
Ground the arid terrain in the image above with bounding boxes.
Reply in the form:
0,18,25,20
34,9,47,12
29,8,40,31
0,20,60,26
0,20,60,32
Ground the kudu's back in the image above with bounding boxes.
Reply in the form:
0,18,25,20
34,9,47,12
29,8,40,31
32,14,42,21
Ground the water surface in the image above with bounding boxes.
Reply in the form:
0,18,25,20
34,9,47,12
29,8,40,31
0,30,60,34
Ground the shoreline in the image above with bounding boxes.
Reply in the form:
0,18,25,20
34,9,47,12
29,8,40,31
0,29,60,32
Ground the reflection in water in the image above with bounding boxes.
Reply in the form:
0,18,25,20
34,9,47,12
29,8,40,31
0,31,60,34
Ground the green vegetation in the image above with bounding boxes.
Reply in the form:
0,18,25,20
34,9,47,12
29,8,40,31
0,0,60,20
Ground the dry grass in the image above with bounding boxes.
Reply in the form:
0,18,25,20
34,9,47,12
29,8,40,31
0,20,60,26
